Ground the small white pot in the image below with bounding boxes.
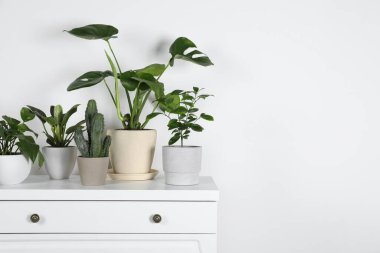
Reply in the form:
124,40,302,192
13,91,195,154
162,146,202,185
0,154,32,185
108,129,156,174
42,146,77,180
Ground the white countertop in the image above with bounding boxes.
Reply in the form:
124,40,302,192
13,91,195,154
0,175,219,201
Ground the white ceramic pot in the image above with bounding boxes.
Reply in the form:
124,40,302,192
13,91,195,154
0,154,32,185
108,129,157,174
162,146,202,185
42,146,77,180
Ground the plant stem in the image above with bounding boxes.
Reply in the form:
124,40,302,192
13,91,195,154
157,62,170,81
106,40,133,113
105,50,125,126
139,91,151,116
106,41,122,75
136,90,151,126
10,139,16,151
141,102,159,129
103,80,116,106
138,63,170,129
0,140,4,153
130,88,140,129
114,70,124,123
64,133,73,146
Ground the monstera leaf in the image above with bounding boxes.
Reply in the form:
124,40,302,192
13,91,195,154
135,64,166,76
131,73,164,99
169,37,213,67
120,64,165,91
120,71,164,98
64,24,118,41
67,71,113,91
120,70,139,91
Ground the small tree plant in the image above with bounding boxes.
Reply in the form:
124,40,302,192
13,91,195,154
160,87,214,146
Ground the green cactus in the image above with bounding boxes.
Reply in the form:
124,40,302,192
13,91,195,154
74,100,111,158
90,114,104,157
85,99,97,146
101,135,112,157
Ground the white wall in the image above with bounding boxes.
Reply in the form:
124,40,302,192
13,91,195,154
1,0,380,252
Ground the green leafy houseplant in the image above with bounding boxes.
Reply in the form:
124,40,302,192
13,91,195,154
74,100,111,158
160,87,214,146
0,108,44,166
65,24,213,130
27,104,84,147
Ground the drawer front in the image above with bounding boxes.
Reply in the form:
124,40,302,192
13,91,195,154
0,234,217,253
0,201,217,234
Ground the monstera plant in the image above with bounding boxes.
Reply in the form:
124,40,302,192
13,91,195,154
65,24,213,130
65,24,213,176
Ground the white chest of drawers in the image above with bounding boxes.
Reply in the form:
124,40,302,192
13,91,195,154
0,176,219,253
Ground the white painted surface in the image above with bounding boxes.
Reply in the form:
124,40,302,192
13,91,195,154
0,234,216,253
1,0,380,252
0,175,218,201
0,177,218,252
0,201,217,234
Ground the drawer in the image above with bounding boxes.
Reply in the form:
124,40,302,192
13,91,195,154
0,234,217,253
0,201,217,234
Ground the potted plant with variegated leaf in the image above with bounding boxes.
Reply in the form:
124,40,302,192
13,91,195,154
64,24,213,178
27,104,84,180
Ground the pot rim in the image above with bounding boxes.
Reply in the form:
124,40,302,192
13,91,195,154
0,153,25,157
109,129,156,132
163,145,202,148
43,145,76,149
77,156,109,159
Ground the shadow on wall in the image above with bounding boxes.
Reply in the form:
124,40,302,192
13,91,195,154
153,38,171,58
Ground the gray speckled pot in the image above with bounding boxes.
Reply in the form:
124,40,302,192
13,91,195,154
162,146,202,186
42,146,77,180
77,157,109,186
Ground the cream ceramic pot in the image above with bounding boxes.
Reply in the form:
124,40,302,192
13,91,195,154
108,129,156,174
0,154,32,185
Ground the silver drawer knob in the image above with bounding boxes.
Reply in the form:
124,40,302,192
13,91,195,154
152,214,162,223
30,214,40,223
